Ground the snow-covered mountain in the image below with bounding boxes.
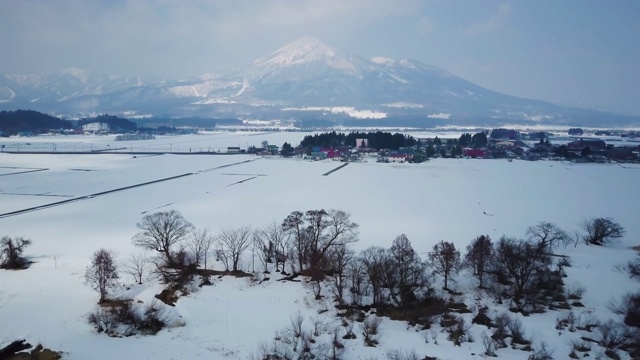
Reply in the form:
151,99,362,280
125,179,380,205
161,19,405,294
0,38,637,126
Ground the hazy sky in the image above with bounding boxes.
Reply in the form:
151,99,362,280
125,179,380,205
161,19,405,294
1,0,639,114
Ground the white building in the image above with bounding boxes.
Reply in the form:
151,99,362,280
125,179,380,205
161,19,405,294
82,122,110,132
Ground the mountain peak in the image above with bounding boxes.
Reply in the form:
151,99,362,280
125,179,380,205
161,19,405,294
253,37,336,67
61,67,91,83
250,37,374,78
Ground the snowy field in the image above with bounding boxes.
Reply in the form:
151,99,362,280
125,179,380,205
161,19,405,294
1,134,640,359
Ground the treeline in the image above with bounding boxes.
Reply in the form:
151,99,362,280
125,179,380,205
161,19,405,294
77,114,137,132
134,117,242,129
0,110,73,135
300,131,418,150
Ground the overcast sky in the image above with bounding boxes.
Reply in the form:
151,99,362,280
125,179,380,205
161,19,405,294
1,0,639,114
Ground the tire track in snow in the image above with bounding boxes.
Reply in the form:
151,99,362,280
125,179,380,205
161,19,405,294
0,168,49,177
0,158,259,220
0,173,194,220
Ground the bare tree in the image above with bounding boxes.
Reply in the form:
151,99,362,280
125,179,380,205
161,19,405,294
201,231,215,270
580,217,626,245
348,258,367,305
428,240,461,290
360,246,388,305
0,236,32,269
217,226,252,272
122,252,149,284
387,234,428,305
283,209,359,279
526,221,571,250
327,244,354,305
465,235,494,288
493,237,550,308
132,210,194,267
263,221,287,272
187,228,214,268
282,211,307,273
252,228,271,272
85,249,119,303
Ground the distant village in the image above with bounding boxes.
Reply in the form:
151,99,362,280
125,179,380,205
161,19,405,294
251,128,640,164
1,109,639,163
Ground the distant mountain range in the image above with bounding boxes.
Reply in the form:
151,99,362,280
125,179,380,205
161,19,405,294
1,37,638,127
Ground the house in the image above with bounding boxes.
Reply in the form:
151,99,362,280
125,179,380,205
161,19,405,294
387,153,410,162
310,151,326,160
227,147,241,154
608,148,639,163
567,139,607,151
587,154,608,163
495,140,515,148
512,147,525,156
267,145,279,154
463,148,486,158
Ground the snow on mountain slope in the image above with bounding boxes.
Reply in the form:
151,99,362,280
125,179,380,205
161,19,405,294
1,38,637,125
251,36,374,77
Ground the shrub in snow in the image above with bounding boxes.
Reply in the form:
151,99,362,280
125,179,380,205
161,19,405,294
385,349,423,360
527,342,553,360
361,315,382,347
472,307,494,328
481,333,498,357
491,313,511,349
259,314,343,360
566,284,586,301
571,339,591,353
87,300,168,336
0,236,31,270
507,318,531,346
555,312,576,332
627,256,640,280
595,320,635,351
342,320,356,340
609,291,640,329
447,317,472,346
289,313,304,338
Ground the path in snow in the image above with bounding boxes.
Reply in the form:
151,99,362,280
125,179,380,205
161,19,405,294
322,162,349,176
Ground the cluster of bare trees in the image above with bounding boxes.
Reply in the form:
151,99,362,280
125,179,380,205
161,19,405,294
318,219,626,312
83,212,626,307
282,209,359,279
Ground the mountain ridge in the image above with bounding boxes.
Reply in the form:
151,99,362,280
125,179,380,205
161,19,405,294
0,37,637,126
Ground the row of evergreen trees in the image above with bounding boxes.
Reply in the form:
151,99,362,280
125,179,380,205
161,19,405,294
299,131,418,150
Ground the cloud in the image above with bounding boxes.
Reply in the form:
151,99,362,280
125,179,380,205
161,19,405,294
416,17,435,36
465,3,511,36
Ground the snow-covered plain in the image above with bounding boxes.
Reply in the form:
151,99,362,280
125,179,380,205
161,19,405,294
1,133,639,359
